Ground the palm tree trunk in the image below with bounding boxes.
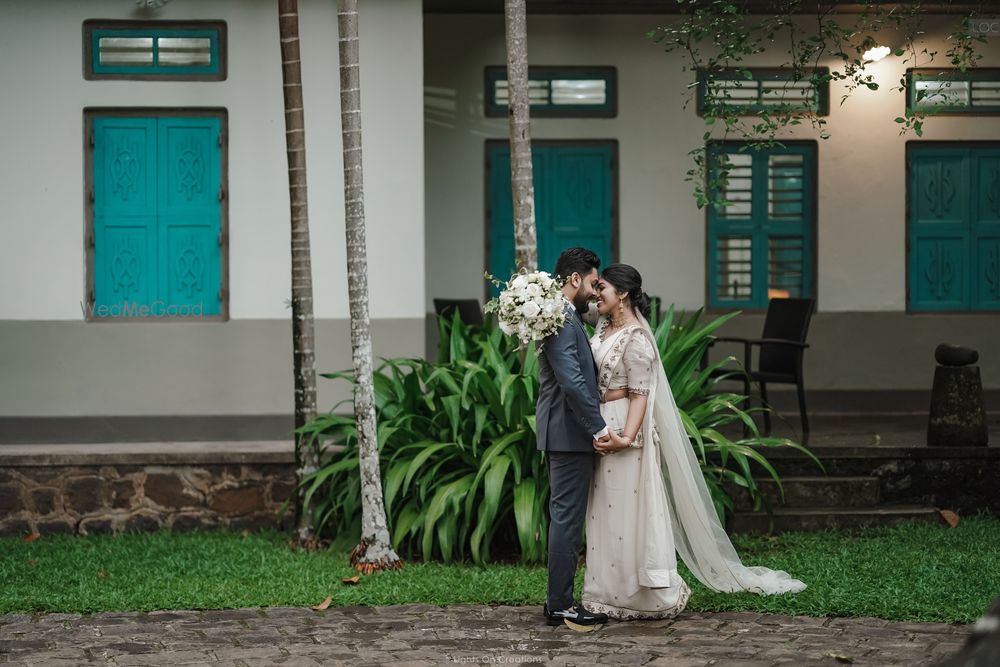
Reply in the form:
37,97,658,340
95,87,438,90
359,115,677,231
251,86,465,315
278,0,320,544
505,0,538,272
337,0,402,574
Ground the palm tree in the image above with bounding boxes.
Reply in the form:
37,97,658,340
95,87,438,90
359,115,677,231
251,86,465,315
505,0,538,272
336,0,402,574
278,0,319,544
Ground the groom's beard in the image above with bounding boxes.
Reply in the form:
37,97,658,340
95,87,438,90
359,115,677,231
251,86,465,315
571,293,592,315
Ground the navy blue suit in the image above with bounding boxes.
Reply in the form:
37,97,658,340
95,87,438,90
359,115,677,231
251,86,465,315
536,302,605,610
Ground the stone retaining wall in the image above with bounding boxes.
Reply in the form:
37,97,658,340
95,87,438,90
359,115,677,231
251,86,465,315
0,443,297,537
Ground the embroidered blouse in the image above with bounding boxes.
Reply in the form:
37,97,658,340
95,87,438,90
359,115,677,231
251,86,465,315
597,325,655,397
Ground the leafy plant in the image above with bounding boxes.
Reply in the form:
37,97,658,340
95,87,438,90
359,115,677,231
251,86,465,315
648,305,820,520
296,312,546,565
295,308,819,563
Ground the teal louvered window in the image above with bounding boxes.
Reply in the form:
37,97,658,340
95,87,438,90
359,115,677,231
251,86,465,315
907,144,1000,312
485,66,617,118
84,21,226,80
698,68,829,116
707,143,816,309
907,69,1000,114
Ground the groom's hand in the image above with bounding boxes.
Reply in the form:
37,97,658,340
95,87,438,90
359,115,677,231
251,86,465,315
592,434,612,456
594,431,630,456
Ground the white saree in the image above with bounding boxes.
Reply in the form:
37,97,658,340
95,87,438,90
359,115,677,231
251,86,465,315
582,315,806,620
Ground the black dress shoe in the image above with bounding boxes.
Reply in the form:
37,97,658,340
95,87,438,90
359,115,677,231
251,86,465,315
543,602,609,626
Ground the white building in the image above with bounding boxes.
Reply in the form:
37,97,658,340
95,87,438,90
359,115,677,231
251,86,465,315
1,0,997,441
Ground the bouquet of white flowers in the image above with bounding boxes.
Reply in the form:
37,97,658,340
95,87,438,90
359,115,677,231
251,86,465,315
484,270,567,348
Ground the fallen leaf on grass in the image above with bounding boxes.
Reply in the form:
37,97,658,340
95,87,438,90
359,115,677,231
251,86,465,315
26,560,37,566
242,529,250,538
939,510,960,528
564,619,600,632
312,596,332,611
97,570,108,578
824,653,854,664
23,532,40,543
341,576,360,585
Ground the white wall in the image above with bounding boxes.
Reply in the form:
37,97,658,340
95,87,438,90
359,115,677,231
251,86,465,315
0,0,424,321
424,14,1000,313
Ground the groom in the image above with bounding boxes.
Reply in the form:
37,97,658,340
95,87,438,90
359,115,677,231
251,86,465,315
537,247,616,626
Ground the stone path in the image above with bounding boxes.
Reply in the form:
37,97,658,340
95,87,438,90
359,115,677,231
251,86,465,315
0,605,969,666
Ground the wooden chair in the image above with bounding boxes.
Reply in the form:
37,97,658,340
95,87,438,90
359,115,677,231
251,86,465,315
704,297,815,439
433,298,484,326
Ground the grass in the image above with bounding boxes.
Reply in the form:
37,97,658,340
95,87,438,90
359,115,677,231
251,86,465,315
1,517,998,623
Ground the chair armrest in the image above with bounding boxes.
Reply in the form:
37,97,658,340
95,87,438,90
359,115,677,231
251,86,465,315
703,336,752,372
747,338,810,349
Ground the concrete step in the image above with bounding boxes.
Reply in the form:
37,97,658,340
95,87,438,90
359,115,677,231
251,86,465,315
728,476,880,511
729,506,945,534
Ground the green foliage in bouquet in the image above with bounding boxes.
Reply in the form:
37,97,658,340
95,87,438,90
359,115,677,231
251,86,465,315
296,308,819,564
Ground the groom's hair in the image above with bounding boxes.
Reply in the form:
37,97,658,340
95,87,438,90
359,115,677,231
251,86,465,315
554,247,600,281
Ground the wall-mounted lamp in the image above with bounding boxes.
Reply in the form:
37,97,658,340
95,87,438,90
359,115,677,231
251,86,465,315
862,45,891,63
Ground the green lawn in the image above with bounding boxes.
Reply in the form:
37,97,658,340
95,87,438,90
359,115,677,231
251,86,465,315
2,517,998,623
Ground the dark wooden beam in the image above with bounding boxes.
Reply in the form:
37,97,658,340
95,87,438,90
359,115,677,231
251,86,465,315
424,1,984,15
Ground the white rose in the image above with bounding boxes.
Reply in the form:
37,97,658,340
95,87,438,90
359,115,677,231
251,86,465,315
520,301,541,319
499,319,514,335
525,283,543,298
512,275,528,289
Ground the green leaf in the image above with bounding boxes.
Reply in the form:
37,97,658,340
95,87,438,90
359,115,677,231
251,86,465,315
513,479,540,559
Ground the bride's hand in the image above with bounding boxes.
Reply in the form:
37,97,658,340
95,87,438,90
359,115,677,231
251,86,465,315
594,431,630,455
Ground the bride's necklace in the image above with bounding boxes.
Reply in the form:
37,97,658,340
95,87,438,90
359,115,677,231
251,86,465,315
603,313,636,340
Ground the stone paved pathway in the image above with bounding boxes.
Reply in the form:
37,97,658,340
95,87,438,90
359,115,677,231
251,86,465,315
0,605,969,666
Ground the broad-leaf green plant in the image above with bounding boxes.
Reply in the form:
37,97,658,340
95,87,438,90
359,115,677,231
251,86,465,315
295,308,819,563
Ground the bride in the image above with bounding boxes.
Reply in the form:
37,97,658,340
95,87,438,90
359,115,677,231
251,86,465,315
581,263,806,620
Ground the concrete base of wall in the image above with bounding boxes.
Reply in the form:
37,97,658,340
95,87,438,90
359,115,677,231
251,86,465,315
0,318,425,418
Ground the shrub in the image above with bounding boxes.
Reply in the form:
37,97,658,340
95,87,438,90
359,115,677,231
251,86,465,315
296,308,818,563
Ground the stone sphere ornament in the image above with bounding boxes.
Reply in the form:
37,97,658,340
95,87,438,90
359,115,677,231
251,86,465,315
934,343,979,367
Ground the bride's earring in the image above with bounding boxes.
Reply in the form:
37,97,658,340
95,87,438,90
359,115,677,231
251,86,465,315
617,300,625,316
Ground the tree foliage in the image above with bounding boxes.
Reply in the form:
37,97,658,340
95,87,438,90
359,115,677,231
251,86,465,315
648,0,989,207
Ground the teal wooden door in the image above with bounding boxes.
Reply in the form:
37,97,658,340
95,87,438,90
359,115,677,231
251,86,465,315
488,143,614,286
93,116,222,316
94,118,158,310
908,145,1000,311
158,117,222,315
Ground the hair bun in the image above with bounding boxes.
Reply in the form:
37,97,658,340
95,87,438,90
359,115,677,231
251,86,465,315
632,290,652,321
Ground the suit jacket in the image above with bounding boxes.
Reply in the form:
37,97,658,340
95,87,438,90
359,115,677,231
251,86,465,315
536,303,605,452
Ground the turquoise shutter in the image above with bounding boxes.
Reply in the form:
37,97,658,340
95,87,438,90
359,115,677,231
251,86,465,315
547,145,613,273
157,117,222,315
708,147,758,309
708,144,814,309
764,148,813,301
488,143,614,292
973,150,1000,310
487,146,519,292
908,149,970,311
94,117,158,312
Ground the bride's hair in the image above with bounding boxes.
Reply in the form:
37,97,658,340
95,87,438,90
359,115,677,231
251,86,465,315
601,264,652,320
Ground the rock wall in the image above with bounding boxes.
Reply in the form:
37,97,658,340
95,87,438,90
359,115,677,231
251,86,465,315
0,463,296,537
